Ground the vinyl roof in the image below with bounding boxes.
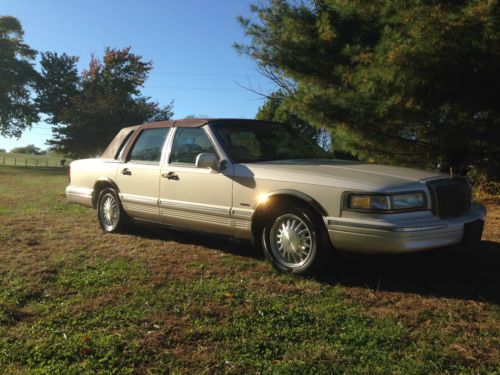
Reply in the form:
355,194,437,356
101,119,265,159
123,118,264,131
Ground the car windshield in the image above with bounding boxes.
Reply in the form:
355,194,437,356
212,121,333,163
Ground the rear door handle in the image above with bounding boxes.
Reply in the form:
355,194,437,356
121,168,132,176
162,171,179,180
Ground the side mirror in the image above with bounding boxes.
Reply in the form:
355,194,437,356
195,153,219,171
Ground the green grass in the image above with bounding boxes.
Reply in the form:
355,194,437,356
0,165,499,374
0,152,71,168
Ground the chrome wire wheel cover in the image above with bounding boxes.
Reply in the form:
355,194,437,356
269,214,314,268
99,193,120,231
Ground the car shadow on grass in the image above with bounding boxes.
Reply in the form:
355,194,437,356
129,224,500,304
317,240,500,305
128,224,263,260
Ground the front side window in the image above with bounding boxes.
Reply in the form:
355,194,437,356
128,128,169,162
170,127,216,164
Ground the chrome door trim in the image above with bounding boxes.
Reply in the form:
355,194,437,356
231,208,254,219
120,193,158,206
159,199,230,217
161,208,233,227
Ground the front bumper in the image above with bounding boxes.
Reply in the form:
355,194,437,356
324,202,486,254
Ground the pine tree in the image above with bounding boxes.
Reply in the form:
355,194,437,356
236,0,500,178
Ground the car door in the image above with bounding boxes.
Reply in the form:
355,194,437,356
159,127,234,235
115,127,170,222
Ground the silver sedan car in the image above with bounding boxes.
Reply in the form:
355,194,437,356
66,119,486,274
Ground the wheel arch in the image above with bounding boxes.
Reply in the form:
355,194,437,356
92,177,120,208
250,189,328,242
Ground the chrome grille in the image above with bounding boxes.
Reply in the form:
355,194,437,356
426,178,471,218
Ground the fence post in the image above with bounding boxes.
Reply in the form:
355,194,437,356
25,159,27,166
2,155,4,165
14,158,16,166
35,159,38,167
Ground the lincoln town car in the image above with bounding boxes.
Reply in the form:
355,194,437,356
66,119,486,274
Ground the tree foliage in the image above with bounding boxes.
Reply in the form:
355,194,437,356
35,52,80,125
37,47,173,157
0,16,38,137
237,0,500,178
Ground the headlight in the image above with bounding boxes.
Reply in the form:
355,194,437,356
391,192,426,210
347,192,426,212
349,195,390,210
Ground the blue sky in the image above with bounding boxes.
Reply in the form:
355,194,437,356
1,0,275,151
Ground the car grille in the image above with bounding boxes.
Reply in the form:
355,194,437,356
426,178,471,218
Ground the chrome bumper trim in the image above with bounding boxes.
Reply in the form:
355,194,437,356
66,186,94,208
66,186,93,198
326,219,447,232
324,202,486,254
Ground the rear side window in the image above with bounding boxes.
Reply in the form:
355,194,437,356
128,128,169,162
170,128,216,165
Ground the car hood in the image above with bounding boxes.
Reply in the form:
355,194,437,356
240,159,444,189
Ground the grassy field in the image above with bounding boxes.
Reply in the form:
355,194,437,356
0,152,70,168
0,166,499,374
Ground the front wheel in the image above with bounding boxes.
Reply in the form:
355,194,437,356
261,206,329,275
97,188,129,233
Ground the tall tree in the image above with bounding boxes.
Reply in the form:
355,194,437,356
236,0,500,178
37,47,173,157
0,16,38,137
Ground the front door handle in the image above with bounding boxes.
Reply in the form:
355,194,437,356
121,168,132,176
162,171,179,180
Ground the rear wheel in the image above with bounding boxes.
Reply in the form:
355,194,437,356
97,188,129,233
261,205,329,275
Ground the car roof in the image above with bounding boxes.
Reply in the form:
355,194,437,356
101,118,271,159
122,118,267,131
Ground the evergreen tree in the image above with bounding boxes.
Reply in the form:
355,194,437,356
236,0,500,178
